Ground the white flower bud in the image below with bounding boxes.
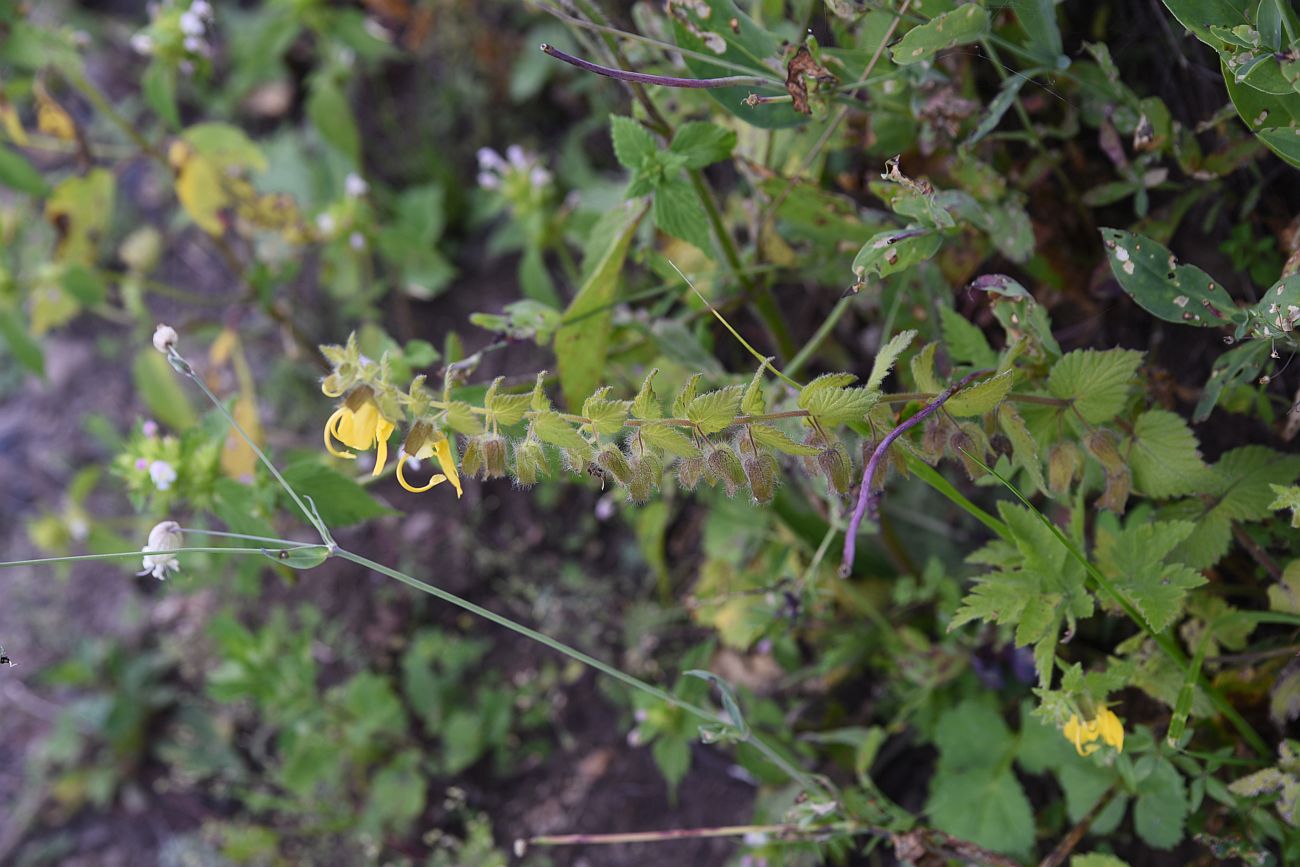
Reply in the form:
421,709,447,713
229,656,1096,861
344,173,368,198
506,144,527,168
152,323,178,353
476,147,505,172
149,460,177,491
130,33,154,55
179,10,204,36
140,521,182,580
190,0,213,19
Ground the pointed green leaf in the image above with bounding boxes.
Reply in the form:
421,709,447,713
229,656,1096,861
867,329,918,392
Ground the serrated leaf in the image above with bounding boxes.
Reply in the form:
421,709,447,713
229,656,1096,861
531,410,588,451
1100,228,1244,328
947,370,1014,417
740,361,770,415
892,5,991,65
673,373,702,418
868,330,917,392
654,176,714,253
582,392,630,436
1101,520,1205,632
486,389,532,428
1212,446,1300,522
282,460,397,527
1134,756,1189,849
804,372,859,395
632,368,664,420
669,122,737,169
638,421,701,457
1047,348,1144,423
686,385,743,435
610,114,657,171
1270,485,1300,530
749,424,820,456
938,305,998,368
799,385,879,425
910,341,942,393
998,404,1045,492
530,370,550,411
1127,409,1208,498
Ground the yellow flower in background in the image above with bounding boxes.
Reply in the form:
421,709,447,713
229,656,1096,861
324,386,395,475
1063,707,1124,757
397,422,463,497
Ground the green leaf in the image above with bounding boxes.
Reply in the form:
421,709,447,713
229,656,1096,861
946,370,1014,417
1255,126,1300,168
1127,409,1208,498
142,59,180,129
632,368,665,420
852,229,942,280
965,75,1028,147
910,342,942,393
361,751,425,836
1269,485,1300,531
669,122,737,169
638,421,701,457
798,385,879,425
1010,0,1064,66
1100,520,1206,632
686,386,743,435
653,176,713,253
0,146,49,196
0,308,45,375
749,424,819,456
183,122,268,173
1100,228,1244,328
652,735,692,796
554,203,645,409
531,410,588,452
672,373,702,418
938,306,998,368
891,5,991,65
740,362,770,415
1213,446,1300,521
263,546,330,570
582,392,631,436
1071,856,1132,867
61,265,106,306
1158,0,1252,50
282,460,397,527
1047,348,1144,423
610,114,657,171
133,349,197,431
866,329,918,392
307,76,361,163
484,380,532,427
998,404,1046,493
1194,340,1269,423
1134,756,1189,849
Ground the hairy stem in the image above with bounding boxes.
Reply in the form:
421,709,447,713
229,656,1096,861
540,43,772,89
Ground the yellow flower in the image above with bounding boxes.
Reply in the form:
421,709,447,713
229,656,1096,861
1063,707,1124,757
324,386,396,476
397,422,463,497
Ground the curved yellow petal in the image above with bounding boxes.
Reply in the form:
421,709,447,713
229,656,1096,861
335,401,378,451
434,438,463,499
324,408,357,460
1098,708,1124,752
321,377,344,398
397,454,447,493
373,416,395,476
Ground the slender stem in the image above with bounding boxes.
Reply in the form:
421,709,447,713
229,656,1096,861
540,43,772,89
64,70,161,159
334,547,824,794
1038,786,1118,867
787,297,853,377
167,348,332,545
526,820,878,848
841,370,992,576
0,547,302,568
176,528,317,548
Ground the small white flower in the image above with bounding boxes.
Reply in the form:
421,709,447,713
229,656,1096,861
179,10,204,36
506,144,527,168
348,231,366,251
190,0,213,19
130,33,154,55
529,166,552,188
476,171,500,190
149,460,177,491
315,212,337,236
183,35,203,53
140,520,182,580
142,419,159,438
152,323,178,353
344,173,368,198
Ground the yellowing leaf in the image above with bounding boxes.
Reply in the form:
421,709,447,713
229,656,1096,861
170,141,230,236
35,84,76,140
45,169,115,265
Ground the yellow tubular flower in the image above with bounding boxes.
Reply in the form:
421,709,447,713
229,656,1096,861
397,422,463,497
1063,707,1124,757
323,386,396,475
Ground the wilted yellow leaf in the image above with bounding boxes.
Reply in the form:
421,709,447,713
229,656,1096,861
45,169,115,264
35,84,75,141
170,140,229,236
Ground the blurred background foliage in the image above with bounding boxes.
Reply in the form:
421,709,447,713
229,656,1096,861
2,0,1300,866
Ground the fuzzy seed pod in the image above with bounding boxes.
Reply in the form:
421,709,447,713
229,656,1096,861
989,433,1013,459
597,445,633,484
627,453,661,503
1084,429,1124,473
921,416,948,462
481,433,508,479
744,452,780,504
1047,441,1080,497
1096,468,1131,514
817,443,851,494
513,438,546,487
461,437,484,479
949,430,984,480
677,456,705,491
707,446,747,496
800,431,824,476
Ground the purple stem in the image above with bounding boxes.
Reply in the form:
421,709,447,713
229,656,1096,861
839,369,992,577
540,43,773,90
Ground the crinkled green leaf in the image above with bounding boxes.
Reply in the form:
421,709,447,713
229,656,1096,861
938,305,998,368
1127,409,1208,498
686,385,743,435
1047,348,1144,423
749,424,820,456
946,370,1014,417
867,329,918,392
639,421,701,457
669,121,737,169
632,368,665,420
